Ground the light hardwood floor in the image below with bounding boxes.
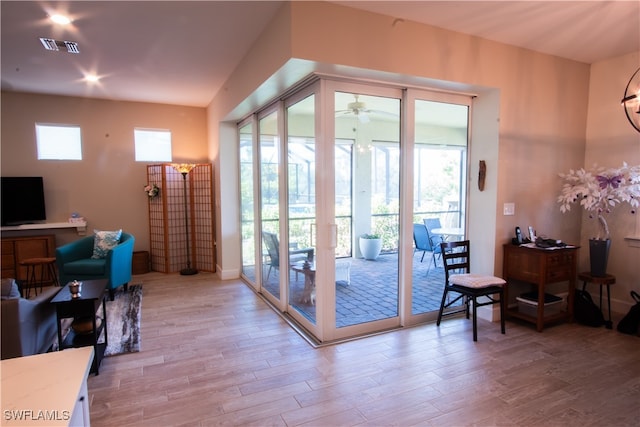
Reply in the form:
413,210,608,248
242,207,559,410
87,272,640,426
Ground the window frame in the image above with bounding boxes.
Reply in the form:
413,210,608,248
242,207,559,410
134,128,172,162
35,123,83,160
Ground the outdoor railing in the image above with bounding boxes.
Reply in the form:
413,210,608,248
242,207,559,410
244,209,462,260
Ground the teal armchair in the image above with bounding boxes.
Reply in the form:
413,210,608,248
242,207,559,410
56,232,135,301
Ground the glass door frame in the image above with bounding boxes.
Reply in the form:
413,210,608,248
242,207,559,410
283,82,322,338
256,102,287,310
402,88,472,327
238,77,473,343
238,118,260,291
320,80,404,342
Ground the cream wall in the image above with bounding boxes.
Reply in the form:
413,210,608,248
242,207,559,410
289,1,591,252
210,2,591,279
209,2,638,310
2,1,635,310
584,52,640,310
207,1,294,278
1,92,208,250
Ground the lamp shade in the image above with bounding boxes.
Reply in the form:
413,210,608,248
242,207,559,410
171,163,196,174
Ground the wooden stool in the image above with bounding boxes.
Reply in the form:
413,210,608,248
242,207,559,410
578,272,616,329
19,257,60,299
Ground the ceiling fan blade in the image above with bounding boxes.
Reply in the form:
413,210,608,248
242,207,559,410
368,109,399,118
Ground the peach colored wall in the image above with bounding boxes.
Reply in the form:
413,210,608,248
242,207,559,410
207,2,294,277
584,52,640,310
1,92,208,250
210,2,592,281
289,1,591,250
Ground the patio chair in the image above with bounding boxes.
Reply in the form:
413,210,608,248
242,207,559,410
436,240,506,341
423,217,441,228
424,217,444,240
413,224,430,262
413,223,442,271
262,231,314,282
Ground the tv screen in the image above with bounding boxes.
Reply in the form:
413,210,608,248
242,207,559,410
1,177,47,226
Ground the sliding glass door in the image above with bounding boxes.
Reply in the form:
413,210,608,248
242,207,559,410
410,94,470,319
238,78,471,342
239,122,257,287
259,109,282,303
333,88,402,334
286,92,318,326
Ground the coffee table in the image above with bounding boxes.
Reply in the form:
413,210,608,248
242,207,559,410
51,279,108,374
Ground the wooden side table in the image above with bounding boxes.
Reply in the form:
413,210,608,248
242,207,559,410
503,244,579,332
290,261,316,304
51,279,108,374
578,272,615,329
19,256,59,298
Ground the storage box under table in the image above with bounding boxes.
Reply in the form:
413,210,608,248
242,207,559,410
516,291,564,317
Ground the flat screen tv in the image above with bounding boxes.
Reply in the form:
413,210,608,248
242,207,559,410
1,177,47,226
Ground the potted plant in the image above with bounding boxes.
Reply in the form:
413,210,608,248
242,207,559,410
558,162,640,276
359,233,382,260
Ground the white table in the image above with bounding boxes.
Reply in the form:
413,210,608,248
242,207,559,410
1,347,94,426
432,227,465,240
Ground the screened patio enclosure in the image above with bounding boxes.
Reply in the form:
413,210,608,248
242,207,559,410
239,77,470,343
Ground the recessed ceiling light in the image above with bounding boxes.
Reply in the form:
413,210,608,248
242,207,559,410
84,74,100,83
50,14,71,25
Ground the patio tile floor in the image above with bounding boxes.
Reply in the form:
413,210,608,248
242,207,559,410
260,250,448,328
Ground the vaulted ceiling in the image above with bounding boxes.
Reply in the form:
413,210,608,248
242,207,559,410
2,1,638,107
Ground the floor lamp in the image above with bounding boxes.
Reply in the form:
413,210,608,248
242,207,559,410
172,163,198,275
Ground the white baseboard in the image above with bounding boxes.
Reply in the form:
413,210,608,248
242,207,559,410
216,265,240,281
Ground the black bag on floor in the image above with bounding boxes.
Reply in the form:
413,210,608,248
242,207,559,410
617,291,640,336
574,289,605,327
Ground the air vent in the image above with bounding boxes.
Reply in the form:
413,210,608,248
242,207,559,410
39,37,80,54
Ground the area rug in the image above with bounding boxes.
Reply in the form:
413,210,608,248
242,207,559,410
104,284,142,356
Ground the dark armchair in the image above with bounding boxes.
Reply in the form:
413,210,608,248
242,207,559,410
56,232,135,301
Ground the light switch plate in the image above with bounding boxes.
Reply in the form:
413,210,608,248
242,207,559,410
503,202,515,216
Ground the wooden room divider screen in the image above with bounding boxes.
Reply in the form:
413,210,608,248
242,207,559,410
146,164,215,273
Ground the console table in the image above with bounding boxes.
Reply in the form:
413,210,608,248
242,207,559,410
1,221,87,234
503,244,579,332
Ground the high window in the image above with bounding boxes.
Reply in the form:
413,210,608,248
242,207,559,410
134,128,172,162
35,123,82,160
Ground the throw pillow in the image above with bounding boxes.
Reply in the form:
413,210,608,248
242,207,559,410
1,278,21,299
91,229,123,259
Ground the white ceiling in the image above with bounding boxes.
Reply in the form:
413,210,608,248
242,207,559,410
1,1,638,108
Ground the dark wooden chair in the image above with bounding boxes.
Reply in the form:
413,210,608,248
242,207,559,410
436,240,506,341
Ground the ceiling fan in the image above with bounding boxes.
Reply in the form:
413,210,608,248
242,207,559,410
335,94,397,123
